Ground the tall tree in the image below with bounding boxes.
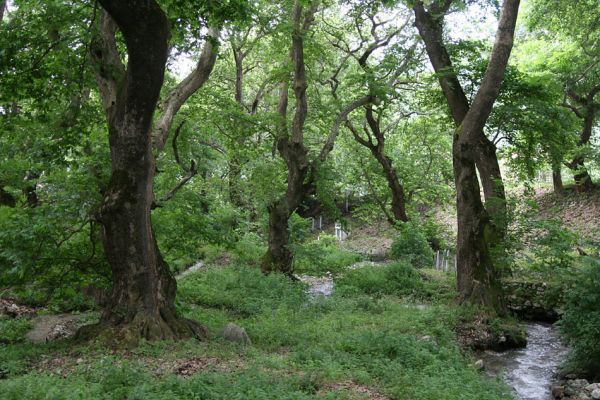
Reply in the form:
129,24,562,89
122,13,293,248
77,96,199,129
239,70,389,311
79,1,210,342
413,0,508,234
413,0,520,312
262,1,315,275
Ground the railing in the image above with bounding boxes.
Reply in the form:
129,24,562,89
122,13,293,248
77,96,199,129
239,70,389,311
434,249,456,272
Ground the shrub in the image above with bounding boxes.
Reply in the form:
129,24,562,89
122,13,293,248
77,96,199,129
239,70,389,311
560,256,600,378
390,223,434,268
177,266,306,317
294,234,362,276
335,262,428,298
0,318,31,344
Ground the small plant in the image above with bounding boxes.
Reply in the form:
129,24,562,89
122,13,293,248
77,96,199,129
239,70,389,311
0,318,31,344
335,262,428,298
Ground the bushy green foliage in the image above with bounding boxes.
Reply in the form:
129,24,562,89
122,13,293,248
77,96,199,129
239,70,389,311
294,234,362,276
0,318,31,344
390,223,434,268
177,266,306,317
560,256,600,377
335,262,434,299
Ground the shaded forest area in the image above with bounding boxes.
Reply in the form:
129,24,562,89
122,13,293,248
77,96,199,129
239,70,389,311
0,0,599,399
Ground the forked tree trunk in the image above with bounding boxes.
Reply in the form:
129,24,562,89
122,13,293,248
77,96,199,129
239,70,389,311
413,2,507,235
262,2,314,275
414,0,520,313
78,1,206,343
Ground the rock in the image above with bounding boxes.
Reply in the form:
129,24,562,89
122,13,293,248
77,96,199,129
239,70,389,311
218,323,251,345
566,374,578,380
586,383,600,392
573,379,591,388
591,388,600,399
552,385,565,398
474,359,484,371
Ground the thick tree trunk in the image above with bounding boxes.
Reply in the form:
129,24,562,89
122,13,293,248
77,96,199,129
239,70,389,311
414,0,520,313
263,201,294,275
262,1,314,275
79,1,207,343
552,164,564,194
413,2,507,234
453,138,504,311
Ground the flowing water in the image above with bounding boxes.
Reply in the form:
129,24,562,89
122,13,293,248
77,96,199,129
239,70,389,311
481,322,568,400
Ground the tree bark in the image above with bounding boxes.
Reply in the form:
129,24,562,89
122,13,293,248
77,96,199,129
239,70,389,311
0,1,6,24
349,107,409,223
552,163,564,194
413,1,507,234
79,1,206,343
414,0,520,313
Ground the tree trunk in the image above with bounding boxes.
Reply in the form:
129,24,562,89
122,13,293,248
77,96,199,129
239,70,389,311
414,0,520,313
0,185,15,207
78,1,207,343
263,201,294,275
262,1,314,275
453,137,504,311
473,134,507,233
228,157,243,207
413,2,508,234
552,164,564,194
569,108,595,191
371,149,408,222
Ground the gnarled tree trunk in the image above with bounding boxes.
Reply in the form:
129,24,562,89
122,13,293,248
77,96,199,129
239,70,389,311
552,163,564,194
262,2,314,275
78,1,206,343
413,1,507,235
414,0,520,312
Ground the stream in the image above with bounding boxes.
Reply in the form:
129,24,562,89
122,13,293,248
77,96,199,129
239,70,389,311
481,322,568,400
298,268,568,400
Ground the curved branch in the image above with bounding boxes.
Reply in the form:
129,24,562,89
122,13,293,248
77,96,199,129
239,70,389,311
153,27,221,152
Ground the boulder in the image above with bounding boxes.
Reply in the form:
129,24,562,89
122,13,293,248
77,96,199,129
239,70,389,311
218,323,251,345
591,388,600,400
552,385,565,398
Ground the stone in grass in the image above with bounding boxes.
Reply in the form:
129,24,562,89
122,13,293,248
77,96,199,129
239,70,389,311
592,388,600,400
218,323,251,345
474,359,484,371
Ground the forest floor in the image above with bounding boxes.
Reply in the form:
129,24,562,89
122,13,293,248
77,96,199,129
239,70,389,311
533,185,600,238
0,261,516,400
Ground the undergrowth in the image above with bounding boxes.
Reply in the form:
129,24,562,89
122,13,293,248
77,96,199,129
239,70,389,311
0,264,513,400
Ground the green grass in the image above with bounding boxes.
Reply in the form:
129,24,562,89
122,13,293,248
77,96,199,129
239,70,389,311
0,264,514,400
